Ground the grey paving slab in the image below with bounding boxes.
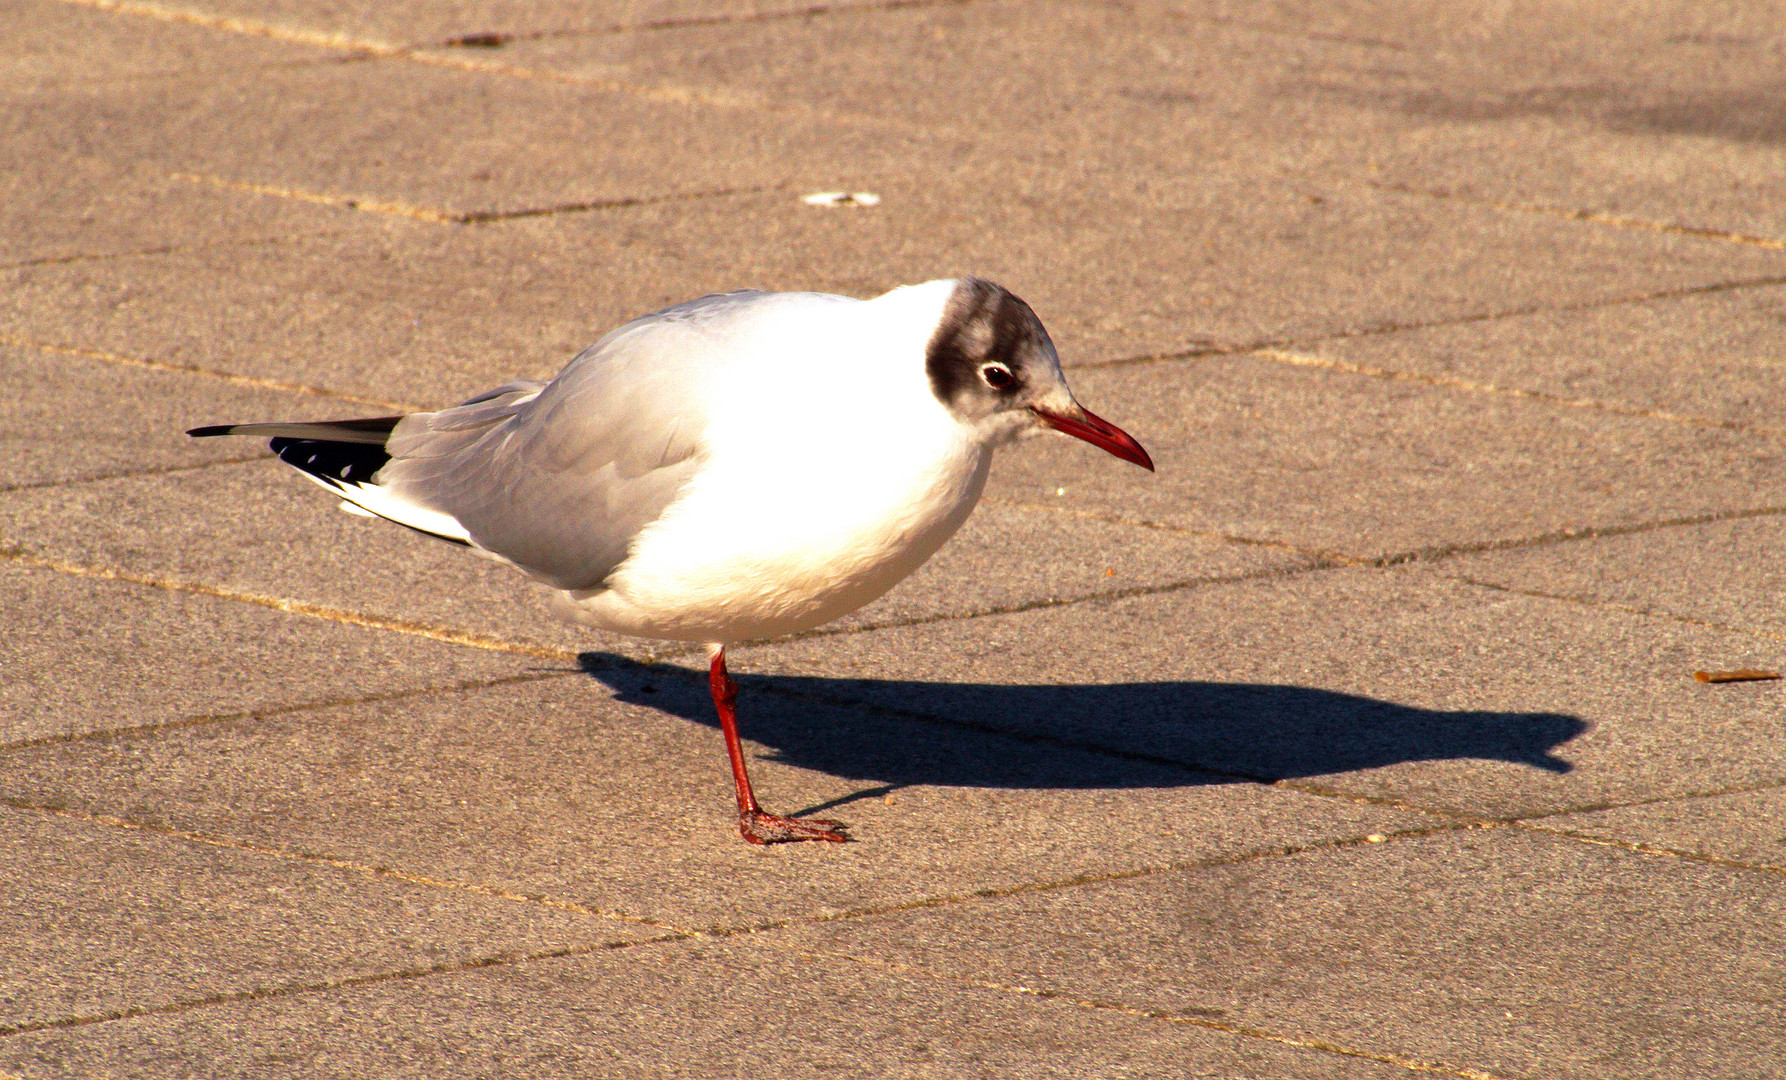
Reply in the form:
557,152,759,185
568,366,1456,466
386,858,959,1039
1441,516,1786,643
0,457,1310,655
1244,2,1786,238
488,0,1786,237
0,932,1419,1080
0,343,377,489
989,356,1786,558
1,0,356,85
28,0,1786,244
1,11,365,268
1304,279,1786,434
6,1,1784,1075
1352,121,1786,246
0,562,526,746
1313,57,1786,244
12,41,929,220
769,828,1786,1080
734,565,1786,818
0,669,1441,928
1543,785,1786,871
0,804,647,1036
0,146,365,270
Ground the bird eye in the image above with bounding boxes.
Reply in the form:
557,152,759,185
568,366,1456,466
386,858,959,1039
981,364,1015,390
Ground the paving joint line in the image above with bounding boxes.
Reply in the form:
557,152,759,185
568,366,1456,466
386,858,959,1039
54,0,911,120
0,333,420,412
1509,819,1786,877
1514,775,1786,825
1254,347,1786,439
165,168,778,225
0,227,358,272
1366,179,1786,253
1449,573,1786,645
0,543,576,660
0,669,581,758
1086,272,1786,376
28,49,380,89
0,933,691,1041
838,954,1514,1080
949,498,1786,585
52,0,412,56
765,560,1348,647
984,495,1327,556
0,455,270,495
1,796,686,931
1343,502,1786,571
427,0,977,48
54,0,993,157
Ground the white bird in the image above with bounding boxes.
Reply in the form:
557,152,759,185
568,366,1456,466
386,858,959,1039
190,278,1153,844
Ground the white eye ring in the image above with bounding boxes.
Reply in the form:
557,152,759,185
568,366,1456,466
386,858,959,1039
981,364,1015,389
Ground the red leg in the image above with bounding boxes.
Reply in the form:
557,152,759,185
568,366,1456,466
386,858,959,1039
707,645,849,845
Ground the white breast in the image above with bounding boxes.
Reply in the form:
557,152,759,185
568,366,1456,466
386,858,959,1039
555,285,990,643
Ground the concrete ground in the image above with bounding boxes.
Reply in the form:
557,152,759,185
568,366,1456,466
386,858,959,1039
4,1,1784,1076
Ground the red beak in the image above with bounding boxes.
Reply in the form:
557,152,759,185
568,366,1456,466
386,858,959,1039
1030,404,1155,471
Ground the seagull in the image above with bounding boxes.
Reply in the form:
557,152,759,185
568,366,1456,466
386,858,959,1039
190,278,1153,844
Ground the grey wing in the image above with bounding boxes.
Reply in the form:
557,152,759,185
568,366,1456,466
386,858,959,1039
372,295,774,590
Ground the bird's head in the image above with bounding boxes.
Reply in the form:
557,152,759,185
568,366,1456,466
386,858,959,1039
920,278,1153,470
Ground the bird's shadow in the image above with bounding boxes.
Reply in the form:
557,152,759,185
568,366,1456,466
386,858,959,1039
579,652,1587,809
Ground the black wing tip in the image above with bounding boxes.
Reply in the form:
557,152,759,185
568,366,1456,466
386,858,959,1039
187,424,240,438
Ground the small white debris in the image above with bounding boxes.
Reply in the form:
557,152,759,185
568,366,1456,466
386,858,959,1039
801,191,881,207
1055,487,1067,496
1365,833,1388,843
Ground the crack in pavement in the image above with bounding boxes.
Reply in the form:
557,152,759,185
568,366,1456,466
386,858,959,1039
0,544,576,660
1450,573,1786,644
1367,179,1786,253
0,455,269,495
428,0,978,48
1085,271,1786,374
50,0,943,123
1253,346,1786,439
0,932,687,1041
0,227,360,272
164,168,776,225
0,796,683,931
0,669,582,758
1513,821,1786,877
0,334,421,412
838,953,1518,1080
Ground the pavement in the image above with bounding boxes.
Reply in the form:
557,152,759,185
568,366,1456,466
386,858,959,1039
3,0,1784,1076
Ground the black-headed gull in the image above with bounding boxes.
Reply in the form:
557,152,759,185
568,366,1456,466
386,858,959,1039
191,278,1153,844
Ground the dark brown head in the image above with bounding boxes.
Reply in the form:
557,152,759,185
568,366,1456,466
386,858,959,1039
923,278,1153,470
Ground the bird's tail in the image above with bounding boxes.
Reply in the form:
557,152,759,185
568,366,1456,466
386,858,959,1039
187,416,473,546
189,416,402,490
